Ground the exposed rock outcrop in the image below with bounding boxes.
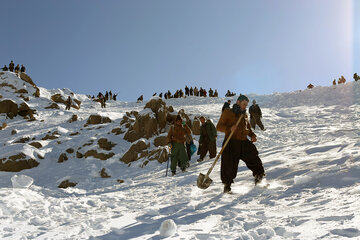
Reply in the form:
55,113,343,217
98,138,116,151
0,99,18,119
121,140,149,164
85,114,112,125
0,153,39,172
58,179,77,188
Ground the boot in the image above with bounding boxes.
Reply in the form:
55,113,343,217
223,184,231,193
172,171,176,176
254,174,264,185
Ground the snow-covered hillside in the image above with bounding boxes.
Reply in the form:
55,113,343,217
1,71,360,239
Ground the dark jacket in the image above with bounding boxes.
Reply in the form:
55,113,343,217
199,120,217,143
216,109,255,140
249,104,262,117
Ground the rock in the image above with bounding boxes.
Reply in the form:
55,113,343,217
58,153,68,163
84,150,115,160
86,114,112,125
98,138,116,151
124,111,158,142
68,114,78,123
148,147,169,163
20,73,40,97
100,168,111,178
153,136,168,147
0,153,39,172
11,129,17,135
0,122,7,130
51,94,67,105
73,99,81,107
69,132,80,136
45,103,60,109
66,148,74,154
15,89,28,94
121,140,149,164
14,136,30,143
144,98,167,129
29,142,42,149
58,180,77,188
111,128,124,135
117,179,124,183
18,102,36,117
76,151,84,158
41,134,58,140
166,113,177,124
0,99,18,119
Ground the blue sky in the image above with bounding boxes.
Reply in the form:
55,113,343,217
0,0,355,101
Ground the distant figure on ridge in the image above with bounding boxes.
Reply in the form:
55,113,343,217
9,60,14,72
333,79,336,85
353,73,360,82
2,65,8,71
137,95,143,103
14,64,20,77
20,64,26,73
65,96,72,110
307,84,314,89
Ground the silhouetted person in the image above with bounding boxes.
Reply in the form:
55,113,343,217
65,96,72,110
2,65,8,71
20,64,26,73
9,61,14,72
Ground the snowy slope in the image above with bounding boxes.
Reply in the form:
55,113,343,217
1,72,360,239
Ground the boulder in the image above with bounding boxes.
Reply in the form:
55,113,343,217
0,153,39,172
66,148,74,154
148,147,169,163
100,168,111,178
76,151,84,158
98,138,116,151
123,111,158,142
20,73,40,97
84,150,114,160
144,98,167,129
51,94,67,105
29,142,42,149
18,102,36,117
111,128,124,135
58,179,77,188
68,114,78,123
0,99,18,119
15,89,28,94
11,129,17,135
121,140,149,164
58,153,68,163
153,136,168,147
14,136,30,143
45,103,60,109
0,122,7,130
86,114,112,125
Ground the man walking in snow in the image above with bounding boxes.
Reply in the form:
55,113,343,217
167,115,191,176
216,94,265,193
197,116,217,162
249,100,265,130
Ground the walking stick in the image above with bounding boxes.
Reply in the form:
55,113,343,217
197,114,244,189
165,145,171,177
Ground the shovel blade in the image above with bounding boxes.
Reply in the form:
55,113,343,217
197,173,213,189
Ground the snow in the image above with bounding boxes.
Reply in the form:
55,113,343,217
11,174,34,188
159,219,177,237
1,71,360,239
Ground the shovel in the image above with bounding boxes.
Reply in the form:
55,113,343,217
197,114,244,189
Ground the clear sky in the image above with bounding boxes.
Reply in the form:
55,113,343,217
0,0,355,101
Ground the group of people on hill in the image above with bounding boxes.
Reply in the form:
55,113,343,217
2,60,26,77
89,91,118,108
168,94,266,193
308,73,360,89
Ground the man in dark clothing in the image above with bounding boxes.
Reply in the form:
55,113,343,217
9,61,14,72
185,86,189,96
20,64,26,73
2,65,8,71
216,94,265,193
65,96,72,110
249,100,265,130
190,87,193,96
222,100,231,112
197,116,217,162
